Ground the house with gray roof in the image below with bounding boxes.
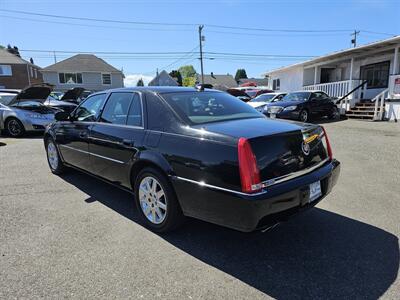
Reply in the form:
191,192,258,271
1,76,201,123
148,70,179,86
41,54,124,92
196,73,237,90
0,48,43,89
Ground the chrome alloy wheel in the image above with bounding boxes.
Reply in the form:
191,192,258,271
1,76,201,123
300,110,308,122
138,176,167,224
47,142,59,170
7,119,22,136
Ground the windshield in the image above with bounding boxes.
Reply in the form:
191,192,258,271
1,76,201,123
282,92,311,102
249,94,276,103
161,91,263,125
0,95,16,105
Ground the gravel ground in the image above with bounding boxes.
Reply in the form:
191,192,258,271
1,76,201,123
0,119,399,299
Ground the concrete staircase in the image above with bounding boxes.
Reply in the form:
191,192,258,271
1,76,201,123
345,101,383,120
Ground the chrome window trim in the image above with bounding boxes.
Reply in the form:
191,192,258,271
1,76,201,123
59,144,124,164
173,158,330,197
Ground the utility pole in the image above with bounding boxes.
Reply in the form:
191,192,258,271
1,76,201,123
53,51,57,63
351,30,360,48
198,25,205,85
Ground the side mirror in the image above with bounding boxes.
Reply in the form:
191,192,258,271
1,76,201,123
55,111,71,121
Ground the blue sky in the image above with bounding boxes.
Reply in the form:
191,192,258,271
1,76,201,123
1,0,399,85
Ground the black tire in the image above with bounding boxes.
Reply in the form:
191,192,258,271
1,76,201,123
45,137,66,175
5,118,25,137
328,107,339,120
134,167,184,233
299,109,309,122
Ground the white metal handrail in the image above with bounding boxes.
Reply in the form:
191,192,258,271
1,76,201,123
372,89,388,121
303,80,361,98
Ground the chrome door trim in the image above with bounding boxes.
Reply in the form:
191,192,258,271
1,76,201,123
59,144,124,164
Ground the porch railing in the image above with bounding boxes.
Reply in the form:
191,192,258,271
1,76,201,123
303,80,361,98
372,88,388,121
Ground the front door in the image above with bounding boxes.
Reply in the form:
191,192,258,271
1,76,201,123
57,93,107,171
88,92,145,187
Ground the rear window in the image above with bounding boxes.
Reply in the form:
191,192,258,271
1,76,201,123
160,91,262,125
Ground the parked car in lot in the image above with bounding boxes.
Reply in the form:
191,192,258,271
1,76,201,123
43,87,84,113
264,91,338,122
0,85,58,137
44,87,340,232
247,92,287,112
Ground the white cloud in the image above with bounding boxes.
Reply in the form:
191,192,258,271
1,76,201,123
124,74,154,87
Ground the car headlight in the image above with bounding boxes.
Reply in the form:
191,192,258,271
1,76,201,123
284,105,297,111
256,105,266,112
27,113,49,119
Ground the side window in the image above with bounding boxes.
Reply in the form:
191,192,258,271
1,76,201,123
146,93,178,131
127,94,142,127
100,92,133,125
74,94,106,122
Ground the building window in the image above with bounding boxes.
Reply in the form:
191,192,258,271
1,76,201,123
0,65,12,76
273,79,280,90
102,73,111,85
59,73,83,84
360,61,390,89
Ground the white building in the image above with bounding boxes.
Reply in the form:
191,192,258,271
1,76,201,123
265,36,400,121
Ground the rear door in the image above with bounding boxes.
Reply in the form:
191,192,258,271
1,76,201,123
56,93,107,171
88,92,145,186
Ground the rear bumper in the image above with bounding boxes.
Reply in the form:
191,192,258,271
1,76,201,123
171,159,340,232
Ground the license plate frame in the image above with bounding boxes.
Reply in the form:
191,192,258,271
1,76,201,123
309,181,322,202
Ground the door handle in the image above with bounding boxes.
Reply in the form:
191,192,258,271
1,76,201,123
122,139,134,147
79,131,87,138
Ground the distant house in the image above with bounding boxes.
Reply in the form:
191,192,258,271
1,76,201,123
264,35,400,121
196,73,237,90
0,49,43,89
238,77,269,87
148,70,179,86
41,54,124,92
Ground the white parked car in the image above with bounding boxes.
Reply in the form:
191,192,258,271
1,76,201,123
247,92,287,113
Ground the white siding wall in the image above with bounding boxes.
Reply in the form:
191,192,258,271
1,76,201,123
268,66,303,92
42,71,124,91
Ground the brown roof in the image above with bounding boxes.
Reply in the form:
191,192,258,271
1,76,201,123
42,54,122,73
0,49,40,68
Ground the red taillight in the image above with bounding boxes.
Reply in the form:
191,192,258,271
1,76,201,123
238,137,262,193
322,127,333,160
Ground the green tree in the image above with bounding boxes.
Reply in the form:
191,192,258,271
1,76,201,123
169,70,183,86
178,65,197,79
235,69,248,82
136,78,144,86
182,77,196,87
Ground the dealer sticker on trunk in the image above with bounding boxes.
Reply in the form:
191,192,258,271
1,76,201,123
309,181,322,202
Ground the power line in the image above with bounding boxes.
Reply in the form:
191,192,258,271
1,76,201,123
18,49,316,58
0,9,356,33
0,9,197,27
0,15,193,32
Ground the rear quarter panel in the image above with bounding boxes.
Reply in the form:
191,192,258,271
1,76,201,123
157,132,241,191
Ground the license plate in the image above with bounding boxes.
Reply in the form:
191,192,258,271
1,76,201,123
309,181,322,202
270,113,276,119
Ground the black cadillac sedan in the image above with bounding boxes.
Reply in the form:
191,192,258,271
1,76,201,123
264,91,338,122
44,87,340,232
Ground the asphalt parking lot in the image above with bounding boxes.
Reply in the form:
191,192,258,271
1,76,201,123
0,119,399,299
